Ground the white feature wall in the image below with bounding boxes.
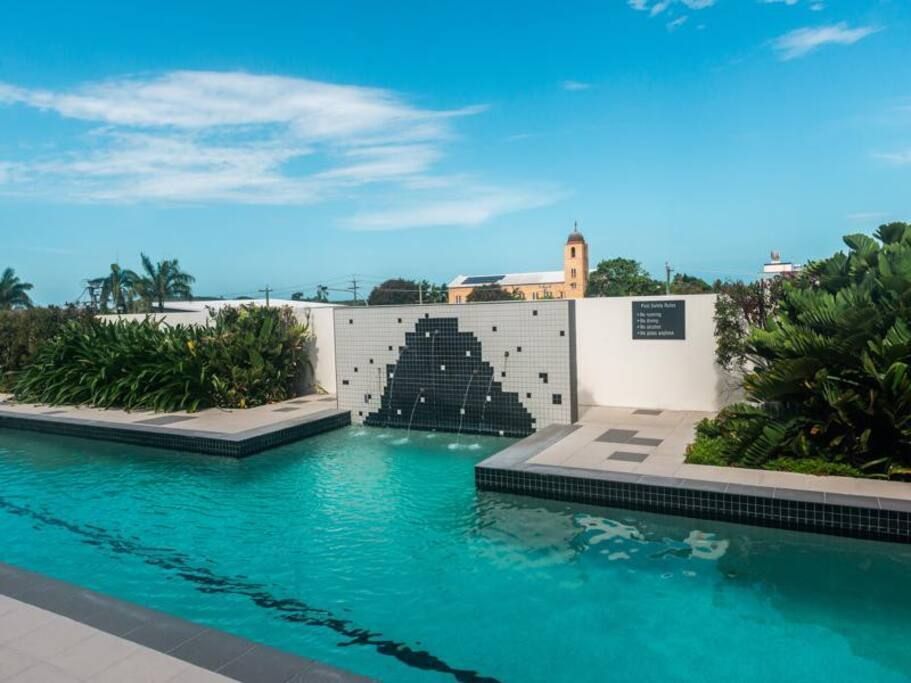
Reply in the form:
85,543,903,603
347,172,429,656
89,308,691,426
575,295,739,412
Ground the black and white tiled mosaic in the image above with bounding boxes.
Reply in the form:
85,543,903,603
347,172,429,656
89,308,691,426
335,301,577,437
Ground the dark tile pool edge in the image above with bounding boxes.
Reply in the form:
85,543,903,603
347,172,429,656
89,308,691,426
0,408,351,457
0,561,374,682
475,426,911,544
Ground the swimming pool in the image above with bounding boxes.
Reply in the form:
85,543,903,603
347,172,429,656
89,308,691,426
1,426,910,682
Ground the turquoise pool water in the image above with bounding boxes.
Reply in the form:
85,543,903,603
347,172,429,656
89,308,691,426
1,426,910,682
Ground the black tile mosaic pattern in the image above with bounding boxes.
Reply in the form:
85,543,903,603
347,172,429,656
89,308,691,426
0,409,350,458
476,467,911,544
335,301,576,436
364,317,533,437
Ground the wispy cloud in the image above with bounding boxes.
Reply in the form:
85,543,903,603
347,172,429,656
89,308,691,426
846,211,888,223
627,0,715,16
560,80,591,91
0,70,561,226
345,185,566,230
873,149,911,166
772,23,880,60
759,0,825,7
667,16,688,31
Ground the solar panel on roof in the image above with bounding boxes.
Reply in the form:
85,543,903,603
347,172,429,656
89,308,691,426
462,275,505,285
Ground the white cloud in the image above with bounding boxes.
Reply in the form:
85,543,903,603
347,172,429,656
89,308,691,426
0,70,562,225
873,149,911,166
627,0,714,19
846,211,888,223
760,0,799,5
345,185,566,230
667,16,688,31
560,80,591,91
772,23,880,60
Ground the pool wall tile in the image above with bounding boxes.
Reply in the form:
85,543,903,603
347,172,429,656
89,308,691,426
333,301,576,437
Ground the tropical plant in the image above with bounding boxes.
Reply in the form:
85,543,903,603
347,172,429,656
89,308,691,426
670,273,714,295
689,222,911,479
368,278,421,306
0,306,95,390
586,258,663,297
136,253,195,311
0,268,34,310
466,284,525,302
90,263,141,313
13,305,311,411
713,278,786,372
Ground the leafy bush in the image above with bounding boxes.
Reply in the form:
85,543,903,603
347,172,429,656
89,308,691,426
691,223,911,479
0,306,96,391
13,305,310,412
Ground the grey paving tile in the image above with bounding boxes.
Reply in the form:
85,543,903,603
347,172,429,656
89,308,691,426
6,661,81,683
594,428,638,444
0,646,38,679
122,614,207,653
217,645,314,683
607,450,649,463
134,415,197,426
169,629,256,671
774,488,825,504
825,492,879,509
627,436,663,447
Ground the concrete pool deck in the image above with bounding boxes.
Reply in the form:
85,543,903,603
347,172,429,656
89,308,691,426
0,563,372,683
477,405,911,543
0,395,349,457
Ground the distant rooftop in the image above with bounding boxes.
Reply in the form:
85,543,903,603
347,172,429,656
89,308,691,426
448,271,565,289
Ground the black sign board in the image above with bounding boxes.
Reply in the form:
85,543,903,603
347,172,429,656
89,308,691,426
632,300,686,340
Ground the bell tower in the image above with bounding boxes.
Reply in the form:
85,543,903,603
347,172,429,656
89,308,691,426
563,221,588,299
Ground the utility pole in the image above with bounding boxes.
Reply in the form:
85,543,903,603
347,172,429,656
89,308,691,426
418,283,424,305
664,261,674,295
258,285,272,307
349,277,359,304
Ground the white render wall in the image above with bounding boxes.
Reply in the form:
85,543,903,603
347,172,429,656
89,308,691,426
297,307,336,394
575,295,740,412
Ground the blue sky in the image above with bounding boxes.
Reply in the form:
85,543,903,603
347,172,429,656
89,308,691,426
1,0,909,304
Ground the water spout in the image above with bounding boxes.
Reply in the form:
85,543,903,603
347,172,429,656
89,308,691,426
478,351,508,434
455,368,478,445
406,388,424,439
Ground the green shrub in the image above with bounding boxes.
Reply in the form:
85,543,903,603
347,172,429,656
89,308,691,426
762,458,862,478
702,222,911,479
0,306,96,391
684,434,730,466
13,305,310,412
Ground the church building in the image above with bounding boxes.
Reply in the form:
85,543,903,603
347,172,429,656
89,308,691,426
447,225,589,303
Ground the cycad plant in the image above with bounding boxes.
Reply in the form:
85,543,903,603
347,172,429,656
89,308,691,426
690,222,911,478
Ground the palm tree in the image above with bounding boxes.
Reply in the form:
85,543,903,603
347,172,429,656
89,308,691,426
137,254,195,312
0,268,34,310
92,263,141,313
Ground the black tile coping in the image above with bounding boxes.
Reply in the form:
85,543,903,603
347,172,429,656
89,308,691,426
0,562,373,682
0,407,351,458
476,425,911,544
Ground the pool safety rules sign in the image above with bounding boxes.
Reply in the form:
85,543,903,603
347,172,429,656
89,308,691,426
632,300,686,340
